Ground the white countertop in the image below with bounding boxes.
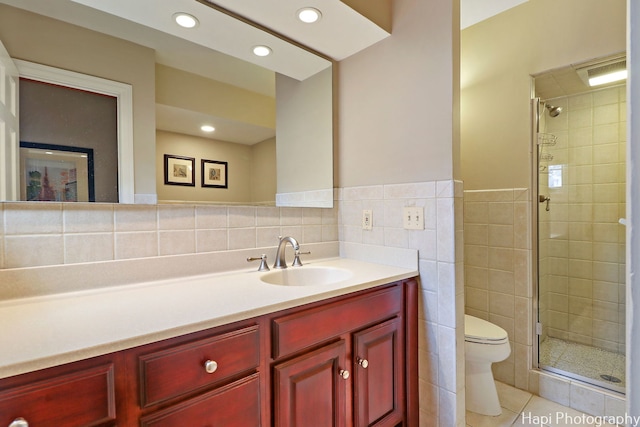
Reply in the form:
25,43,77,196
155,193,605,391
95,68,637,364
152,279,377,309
0,257,417,379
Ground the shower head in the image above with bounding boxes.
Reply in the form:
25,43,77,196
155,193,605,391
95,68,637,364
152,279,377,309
545,104,563,117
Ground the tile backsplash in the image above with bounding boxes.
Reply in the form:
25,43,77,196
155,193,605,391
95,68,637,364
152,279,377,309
0,202,339,269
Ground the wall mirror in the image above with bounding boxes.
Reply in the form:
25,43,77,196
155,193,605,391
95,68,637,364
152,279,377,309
0,0,336,207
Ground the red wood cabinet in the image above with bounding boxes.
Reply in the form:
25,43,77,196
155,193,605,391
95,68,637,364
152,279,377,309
0,278,418,427
0,357,120,427
271,282,414,427
138,325,260,407
139,374,261,427
273,340,348,427
353,317,403,427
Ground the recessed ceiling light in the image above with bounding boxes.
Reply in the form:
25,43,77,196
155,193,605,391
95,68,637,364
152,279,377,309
252,45,272,57
173,12,199,29
297,7,322,23
201,125,215,132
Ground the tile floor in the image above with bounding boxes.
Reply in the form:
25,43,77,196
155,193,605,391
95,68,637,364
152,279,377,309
539,337,625,392
466,382,619,426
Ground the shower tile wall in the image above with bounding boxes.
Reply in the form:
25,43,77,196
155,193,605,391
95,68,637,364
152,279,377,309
463,188,532,391
539,85,626,354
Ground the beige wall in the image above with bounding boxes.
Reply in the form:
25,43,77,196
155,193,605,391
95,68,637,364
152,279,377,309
0,4,157,196
156,64,275,129
338,0,460,188
156,131,276,204
251,137,277,204
0,5,155,194
460,0,626,190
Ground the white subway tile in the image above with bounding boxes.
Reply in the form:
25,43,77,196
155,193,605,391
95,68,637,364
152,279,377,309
5,203,63,235
64,204,114,233
5,235,65,267
65,233,114,263
158,205,196,230
115,231,158,260
159,230,196,256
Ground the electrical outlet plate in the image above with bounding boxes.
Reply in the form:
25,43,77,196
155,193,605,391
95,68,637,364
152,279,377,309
403,207,424,230
362,210,372,230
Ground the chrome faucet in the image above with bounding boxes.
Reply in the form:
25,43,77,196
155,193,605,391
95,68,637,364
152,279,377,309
273,236,300,269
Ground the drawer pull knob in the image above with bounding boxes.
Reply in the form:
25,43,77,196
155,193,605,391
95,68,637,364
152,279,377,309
339,369,350,380
357,358,369,369
204,360,218,374
9,418,29,427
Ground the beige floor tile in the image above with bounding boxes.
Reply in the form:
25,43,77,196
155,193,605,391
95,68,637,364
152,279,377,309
466,382,620,427
466,408,520,427
517,396,602,426
496,381,533,413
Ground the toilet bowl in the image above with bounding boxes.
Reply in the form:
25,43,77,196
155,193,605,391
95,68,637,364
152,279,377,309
464,315,511,416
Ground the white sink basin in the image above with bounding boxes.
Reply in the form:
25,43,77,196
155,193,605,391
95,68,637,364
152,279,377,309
260,266,353,286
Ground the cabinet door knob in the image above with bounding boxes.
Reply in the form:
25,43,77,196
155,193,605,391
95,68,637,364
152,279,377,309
204,360,218,374
357,358,369,369
9,418,29,427
339,369,350,380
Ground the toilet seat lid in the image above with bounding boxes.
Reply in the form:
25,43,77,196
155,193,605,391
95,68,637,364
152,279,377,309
464,315,509,344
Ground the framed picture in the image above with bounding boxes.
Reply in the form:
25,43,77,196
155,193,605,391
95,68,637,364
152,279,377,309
201,159,228,188
19,141,95,202
164,154,195,186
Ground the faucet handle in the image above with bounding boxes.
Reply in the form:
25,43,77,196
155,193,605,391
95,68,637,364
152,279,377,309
247,254,270,271
292,250,311,267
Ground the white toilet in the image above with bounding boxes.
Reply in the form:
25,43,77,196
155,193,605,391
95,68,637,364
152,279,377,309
464,315,511,416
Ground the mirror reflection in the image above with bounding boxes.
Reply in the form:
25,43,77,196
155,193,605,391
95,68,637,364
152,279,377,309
0,0,333,207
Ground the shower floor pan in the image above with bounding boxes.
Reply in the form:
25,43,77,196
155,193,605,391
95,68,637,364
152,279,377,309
539,337,625,394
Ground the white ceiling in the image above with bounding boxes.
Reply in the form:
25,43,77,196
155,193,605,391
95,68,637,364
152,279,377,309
460,0,529,29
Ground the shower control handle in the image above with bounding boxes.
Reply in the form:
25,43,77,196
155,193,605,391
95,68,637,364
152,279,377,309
539,195,550,211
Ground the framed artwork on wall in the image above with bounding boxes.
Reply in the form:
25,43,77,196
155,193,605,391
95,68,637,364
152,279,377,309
201,159,228,188
164,154,195,186
19,141,95,202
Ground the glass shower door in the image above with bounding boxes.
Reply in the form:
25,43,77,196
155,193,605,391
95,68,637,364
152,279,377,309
535,82,626,394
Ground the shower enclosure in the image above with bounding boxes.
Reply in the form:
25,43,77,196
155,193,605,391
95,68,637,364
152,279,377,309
534,57,626,394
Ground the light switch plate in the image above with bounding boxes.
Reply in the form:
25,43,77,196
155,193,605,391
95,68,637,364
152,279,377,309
403,207,424,230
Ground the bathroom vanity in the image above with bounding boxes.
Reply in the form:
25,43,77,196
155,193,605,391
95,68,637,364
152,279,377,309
0,257,419,426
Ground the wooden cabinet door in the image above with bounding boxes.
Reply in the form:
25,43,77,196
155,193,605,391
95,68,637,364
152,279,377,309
353,317,403,427
273,340,348,427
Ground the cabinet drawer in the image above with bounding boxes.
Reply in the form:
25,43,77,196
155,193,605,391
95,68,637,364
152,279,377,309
272,284,402,359
140,324,260,407
0,363,116,427
140,373,261,427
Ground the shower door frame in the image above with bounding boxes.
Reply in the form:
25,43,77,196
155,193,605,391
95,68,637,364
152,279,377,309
531,89,626,394
530,95,542,372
